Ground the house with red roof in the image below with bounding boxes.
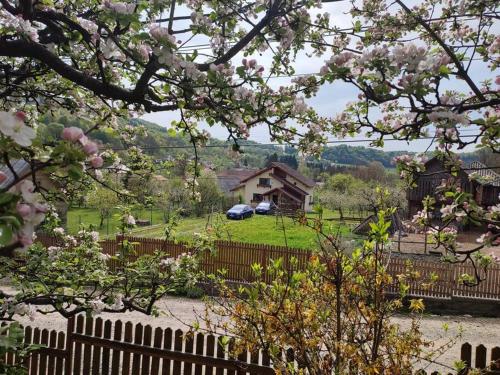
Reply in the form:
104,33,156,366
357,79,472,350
229,162,316,212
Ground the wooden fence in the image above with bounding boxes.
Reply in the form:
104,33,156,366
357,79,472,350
415,342,500,374
35,234,500,301
2,316,499,374
5,315,274,374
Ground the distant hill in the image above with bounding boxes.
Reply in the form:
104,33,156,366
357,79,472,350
37,113,494,171
38,113,284,170
319,144,407,168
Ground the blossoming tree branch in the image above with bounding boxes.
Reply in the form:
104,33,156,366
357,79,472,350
0,0,498,291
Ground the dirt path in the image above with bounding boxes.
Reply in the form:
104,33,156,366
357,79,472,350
14,295,500,372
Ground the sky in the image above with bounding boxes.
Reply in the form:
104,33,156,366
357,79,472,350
141,1,494,154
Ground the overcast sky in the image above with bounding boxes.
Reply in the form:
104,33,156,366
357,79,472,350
141,1,492,154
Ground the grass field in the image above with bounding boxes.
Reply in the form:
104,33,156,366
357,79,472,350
67,208,359,249
67,207,166,237
129,213,354,249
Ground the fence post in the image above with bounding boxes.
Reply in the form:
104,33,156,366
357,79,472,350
424,226,428,254
491,347,500,370
64,316,75,374
475,344,487,369
460,342,472,375
397,228,401,252
261,244,269,283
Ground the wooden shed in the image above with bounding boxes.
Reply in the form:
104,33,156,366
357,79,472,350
407,157,500,221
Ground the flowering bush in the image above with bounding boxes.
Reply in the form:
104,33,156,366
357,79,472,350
203,208,458,373
0,228,203,320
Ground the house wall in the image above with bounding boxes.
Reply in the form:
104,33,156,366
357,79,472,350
275,172,314,211
233,170,284,206
232,168,315,211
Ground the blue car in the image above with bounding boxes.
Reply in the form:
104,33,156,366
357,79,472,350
255,201,277,215
226,204,253,220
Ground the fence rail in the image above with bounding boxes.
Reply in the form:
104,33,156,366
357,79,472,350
35,234,500,301
2,316,499,374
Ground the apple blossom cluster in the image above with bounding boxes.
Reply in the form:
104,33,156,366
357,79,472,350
61,126,103,168
184,176,201,202
426,226,458,250
8,180,48,249
102,0,135,15
88,294,124,315
393,154,427,184
0,9,39,42
125,214,135,226
160,252,196,274
440,204,467,222
1,298,37,321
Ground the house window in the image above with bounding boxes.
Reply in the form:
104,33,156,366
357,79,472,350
252,193,263,202
258,178,271,187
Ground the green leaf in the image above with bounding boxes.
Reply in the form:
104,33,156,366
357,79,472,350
353,20,362,32
236,66,246,78
0,224,13,246
0,215,22,229
439,65,451,76
0,192,18,205
67,165,83,180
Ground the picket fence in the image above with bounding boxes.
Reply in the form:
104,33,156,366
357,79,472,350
4,315,273,374
2,316,499,375
36,234,500,301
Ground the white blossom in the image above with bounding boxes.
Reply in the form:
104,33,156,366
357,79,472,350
0,111,36,147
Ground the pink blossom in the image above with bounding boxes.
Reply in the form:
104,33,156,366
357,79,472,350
103,0,135,14
16,203,32,218
15,111,26,121
0,171,6,184
33,203,48,213
78,135,89,145
495,76,500,86
91,156,104,168
136,43,152,61
83,141,99,155
62,127,84,142
149,25,176,45
319,65,329,76
242,59,257,69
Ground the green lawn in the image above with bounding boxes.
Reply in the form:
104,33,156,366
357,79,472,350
67,207,166,237
129,213,357,249
67,208,360,249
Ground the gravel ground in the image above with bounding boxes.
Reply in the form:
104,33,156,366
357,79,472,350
12,295,500,373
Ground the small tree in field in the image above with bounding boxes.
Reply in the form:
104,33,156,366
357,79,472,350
86,186,120,228
193,169,224,217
